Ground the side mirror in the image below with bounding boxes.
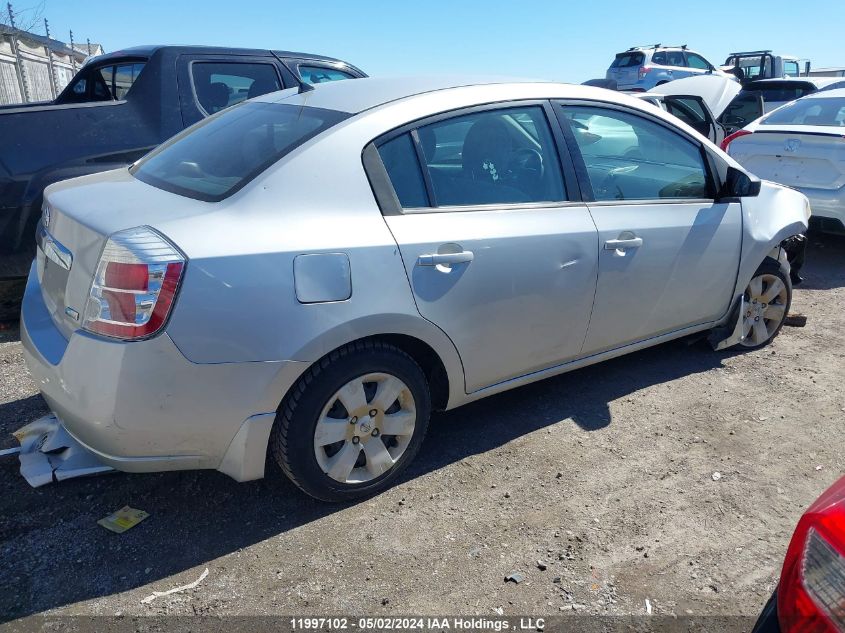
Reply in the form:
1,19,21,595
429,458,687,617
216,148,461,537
721,165,761,199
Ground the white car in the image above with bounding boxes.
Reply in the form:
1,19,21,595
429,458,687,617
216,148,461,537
724,88,845,232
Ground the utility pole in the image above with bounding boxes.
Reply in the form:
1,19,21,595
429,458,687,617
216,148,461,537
68,29,76,72
86,38,91,56
6,2,30,103
44,18,57,98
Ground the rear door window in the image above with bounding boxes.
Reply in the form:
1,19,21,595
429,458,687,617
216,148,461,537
191,62,282,115
651,52,668,65
666,51,686,67
377,105,567,209
131,102,349,201
298,65,356,84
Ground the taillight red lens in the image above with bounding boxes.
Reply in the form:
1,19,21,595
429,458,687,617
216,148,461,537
83,226,185,340
639,66,652,79
778,476,845,633
720,129,753,152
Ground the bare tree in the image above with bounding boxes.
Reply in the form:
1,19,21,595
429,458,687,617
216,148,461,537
2,1,47,34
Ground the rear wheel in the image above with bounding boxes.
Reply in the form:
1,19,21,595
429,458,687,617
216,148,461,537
737,261,791,350
270,340,431,502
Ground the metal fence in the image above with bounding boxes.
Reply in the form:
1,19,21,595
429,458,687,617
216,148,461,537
0,26,98,105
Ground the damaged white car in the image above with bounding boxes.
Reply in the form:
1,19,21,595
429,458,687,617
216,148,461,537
17,77,810,501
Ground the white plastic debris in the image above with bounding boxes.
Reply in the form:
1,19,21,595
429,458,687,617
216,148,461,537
712,472,722,481
13,415,114,487
141,567,209,604
645,598,653,615
816,465,823,471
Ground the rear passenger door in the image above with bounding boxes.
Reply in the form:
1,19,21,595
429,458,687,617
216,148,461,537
556,102,741,355
665,51,691,79
177,54,285,126
368,103,599,393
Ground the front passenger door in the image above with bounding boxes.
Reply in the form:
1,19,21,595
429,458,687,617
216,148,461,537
557,103,742,355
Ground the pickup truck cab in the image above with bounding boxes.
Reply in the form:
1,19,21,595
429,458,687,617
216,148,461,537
0,45,365,319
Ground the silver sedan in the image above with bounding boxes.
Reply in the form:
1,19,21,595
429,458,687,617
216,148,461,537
19,77,809,501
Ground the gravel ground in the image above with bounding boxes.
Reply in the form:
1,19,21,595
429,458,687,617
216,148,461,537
1,232,844,624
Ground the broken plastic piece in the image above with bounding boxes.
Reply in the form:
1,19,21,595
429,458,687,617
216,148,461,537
98,506,150,533
505,572,526,584
141,567,209,604
13,415,114,487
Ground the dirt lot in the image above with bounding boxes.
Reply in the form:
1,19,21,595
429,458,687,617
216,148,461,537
1,232,844,625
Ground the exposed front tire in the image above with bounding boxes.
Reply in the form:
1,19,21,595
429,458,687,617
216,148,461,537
270,340,431,502
735,260,792,350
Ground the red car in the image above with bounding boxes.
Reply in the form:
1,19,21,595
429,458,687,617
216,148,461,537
754,475,845,632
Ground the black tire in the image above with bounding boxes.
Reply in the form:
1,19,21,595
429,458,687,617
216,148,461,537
0,278,26,323
270,340,431,502
735,258,792,350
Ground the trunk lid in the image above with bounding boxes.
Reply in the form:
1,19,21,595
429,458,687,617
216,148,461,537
607,52,644,86
731,129,845,191
38,168,211,338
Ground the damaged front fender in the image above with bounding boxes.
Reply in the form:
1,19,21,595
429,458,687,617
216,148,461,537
735,180,810,298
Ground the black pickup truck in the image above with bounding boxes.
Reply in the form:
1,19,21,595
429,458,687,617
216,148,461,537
0,45,366,319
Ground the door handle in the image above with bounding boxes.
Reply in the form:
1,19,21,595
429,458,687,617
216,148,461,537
417,251,474,267
604,237,643,251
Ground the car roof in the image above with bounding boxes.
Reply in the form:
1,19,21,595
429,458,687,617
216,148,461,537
253,75,564,114
87,45,352,65
802,87,845,99
746,77,845,88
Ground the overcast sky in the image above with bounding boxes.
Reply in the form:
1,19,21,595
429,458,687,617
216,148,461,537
16,0,843,82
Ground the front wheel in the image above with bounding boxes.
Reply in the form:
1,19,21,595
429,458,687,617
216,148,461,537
737,261,792,350
270,341,431,502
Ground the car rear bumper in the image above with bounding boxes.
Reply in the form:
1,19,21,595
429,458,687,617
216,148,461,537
751,591,780,633
800,187,845,224
20,263,307,481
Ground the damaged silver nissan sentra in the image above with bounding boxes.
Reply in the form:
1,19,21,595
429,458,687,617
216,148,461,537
17,77,810,501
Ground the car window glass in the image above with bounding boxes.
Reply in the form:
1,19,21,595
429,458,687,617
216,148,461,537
113,63,145,99
377,134,430,208
562,106,709,201
784,61,800,77
666,51,686,67
611,53,644,68
686,53,710,70
761,97,845,126
191,62,281,115
719,92,763,131
298,65,356,84
651,52,667,65
414,106,567,207
666,98,706,125
131,102,349,201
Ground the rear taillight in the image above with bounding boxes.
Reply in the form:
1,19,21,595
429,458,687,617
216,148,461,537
720,129,753,152
639,66,652,79
778,476,845,633
83,226,185,340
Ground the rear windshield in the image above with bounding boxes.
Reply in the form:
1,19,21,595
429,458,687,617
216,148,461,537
611,53,644,68
131,102,350,201
746,81,816,103
762,97,845,126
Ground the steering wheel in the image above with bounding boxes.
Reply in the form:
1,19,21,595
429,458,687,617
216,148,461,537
509,147,545,182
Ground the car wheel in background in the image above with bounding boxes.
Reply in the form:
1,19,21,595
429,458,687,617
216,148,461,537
270,340,431,502
737,260,792,350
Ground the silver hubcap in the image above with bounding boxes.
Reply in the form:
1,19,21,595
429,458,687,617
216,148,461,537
314,373,416,484
741,273,788,347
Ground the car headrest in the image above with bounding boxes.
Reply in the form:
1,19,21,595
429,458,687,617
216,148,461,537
200,81,230,113
462,116,513,182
